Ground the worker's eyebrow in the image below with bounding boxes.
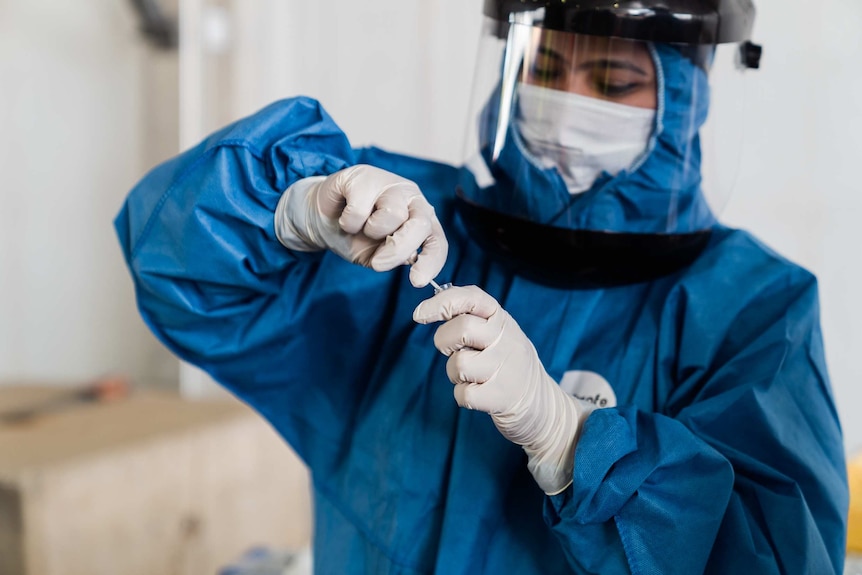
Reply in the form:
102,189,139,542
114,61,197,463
536,45,565,64
536,46,650,77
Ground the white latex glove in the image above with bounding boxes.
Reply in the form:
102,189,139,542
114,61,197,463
274,164,447,287
413,285,594,495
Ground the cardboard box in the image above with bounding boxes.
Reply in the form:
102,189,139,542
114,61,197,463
0,386,311,575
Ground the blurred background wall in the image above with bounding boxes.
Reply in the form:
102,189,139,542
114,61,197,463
0,0,860,453
0,0,179,388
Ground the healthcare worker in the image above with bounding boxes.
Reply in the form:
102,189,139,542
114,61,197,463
116,1,849,573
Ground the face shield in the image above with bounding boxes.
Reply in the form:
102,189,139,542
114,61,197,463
457,1,762,288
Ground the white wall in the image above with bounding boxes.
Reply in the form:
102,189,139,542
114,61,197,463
720,0,862,454
0,0,178,387
203,0,484,166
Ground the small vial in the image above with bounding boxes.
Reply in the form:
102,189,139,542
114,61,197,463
429,280,453,295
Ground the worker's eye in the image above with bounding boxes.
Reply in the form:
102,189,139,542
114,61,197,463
594,80,642,97
590,70,646,98
528,61,563,83
527,46,569,85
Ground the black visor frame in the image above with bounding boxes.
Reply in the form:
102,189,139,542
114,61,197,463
483,0,755,45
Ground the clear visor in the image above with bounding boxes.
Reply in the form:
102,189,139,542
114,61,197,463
459,17,748,235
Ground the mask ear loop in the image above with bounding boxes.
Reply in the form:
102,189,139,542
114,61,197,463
492,14,531,163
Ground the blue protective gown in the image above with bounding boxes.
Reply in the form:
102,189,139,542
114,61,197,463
116,94,848,574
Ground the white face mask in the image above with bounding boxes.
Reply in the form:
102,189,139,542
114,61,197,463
515,83,656,194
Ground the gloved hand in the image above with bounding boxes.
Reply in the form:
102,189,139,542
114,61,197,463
274,164,447,287
413,285,594,495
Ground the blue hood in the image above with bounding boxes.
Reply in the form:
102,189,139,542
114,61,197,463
459,43,715,235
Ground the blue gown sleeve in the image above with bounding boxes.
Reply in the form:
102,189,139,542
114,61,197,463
544,244,848,574
114,97,402,463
